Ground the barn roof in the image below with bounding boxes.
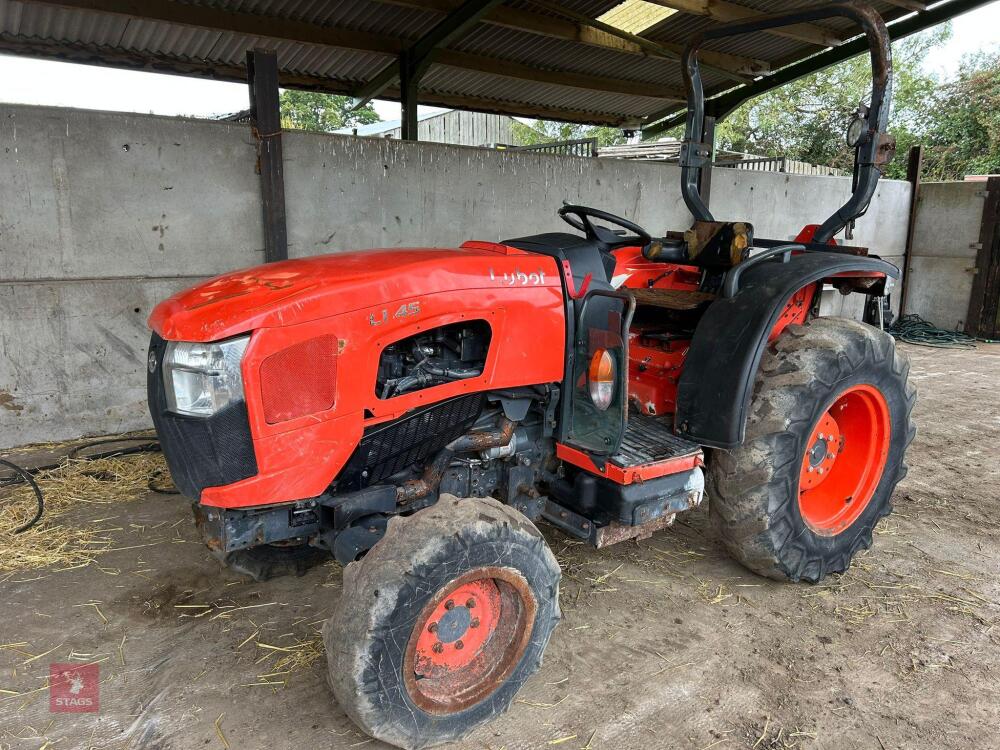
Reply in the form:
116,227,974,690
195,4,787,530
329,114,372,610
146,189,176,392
0,0,987,133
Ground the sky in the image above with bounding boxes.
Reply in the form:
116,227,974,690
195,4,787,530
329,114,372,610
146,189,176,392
0,1,996,123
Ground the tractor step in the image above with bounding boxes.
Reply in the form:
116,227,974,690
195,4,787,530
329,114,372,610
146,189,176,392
557,413,703,485
543,460,705,547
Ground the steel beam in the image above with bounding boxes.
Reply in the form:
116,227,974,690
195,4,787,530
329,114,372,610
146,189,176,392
351,0,505,117
246,49,287,264
899,144,924,315
643,0,847,47
374,0,769,75
0,33,641,126
525,0,752,83
23,0,674,111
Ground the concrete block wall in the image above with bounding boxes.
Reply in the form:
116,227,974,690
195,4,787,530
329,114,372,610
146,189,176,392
0,104,912,447
904,181,986,330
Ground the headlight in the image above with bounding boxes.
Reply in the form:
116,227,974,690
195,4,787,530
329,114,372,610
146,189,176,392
163,335,250,417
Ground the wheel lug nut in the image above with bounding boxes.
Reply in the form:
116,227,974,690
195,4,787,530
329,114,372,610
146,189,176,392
444,599,454,610
428,622,438,633
455,640,464,650
432,642,443,654
470,618,480,628
466,598,476,609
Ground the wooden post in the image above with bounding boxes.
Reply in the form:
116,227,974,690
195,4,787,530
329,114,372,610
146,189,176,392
898,144,924,315
247,49,288,263
399,51,420,142
966,176,1000,340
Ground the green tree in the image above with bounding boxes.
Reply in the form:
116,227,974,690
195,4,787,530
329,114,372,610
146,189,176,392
712,27,949,179
278,91,379,132
922,52,1000,180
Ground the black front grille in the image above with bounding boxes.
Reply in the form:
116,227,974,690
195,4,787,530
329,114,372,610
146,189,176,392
147,333,258,500
341,393,484,489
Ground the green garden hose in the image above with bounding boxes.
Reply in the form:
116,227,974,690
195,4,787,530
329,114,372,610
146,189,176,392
886,314,977,349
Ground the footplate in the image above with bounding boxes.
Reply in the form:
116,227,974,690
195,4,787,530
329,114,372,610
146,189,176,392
557,413,703,484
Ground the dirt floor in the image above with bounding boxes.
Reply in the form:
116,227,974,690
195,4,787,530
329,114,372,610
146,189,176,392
1,342,999,750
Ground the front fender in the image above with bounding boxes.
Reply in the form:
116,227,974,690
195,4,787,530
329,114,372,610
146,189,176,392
675,252,899,449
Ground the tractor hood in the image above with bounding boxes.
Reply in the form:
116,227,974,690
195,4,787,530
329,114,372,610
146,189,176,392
149,242,561,341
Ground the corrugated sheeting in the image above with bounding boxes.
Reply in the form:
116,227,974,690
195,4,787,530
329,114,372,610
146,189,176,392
370,109,515,146
0,0,925,124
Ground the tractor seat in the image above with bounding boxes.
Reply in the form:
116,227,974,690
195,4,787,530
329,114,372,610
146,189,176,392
504,232,616,286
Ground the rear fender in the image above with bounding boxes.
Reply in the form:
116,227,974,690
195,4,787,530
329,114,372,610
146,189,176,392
675,252,899,449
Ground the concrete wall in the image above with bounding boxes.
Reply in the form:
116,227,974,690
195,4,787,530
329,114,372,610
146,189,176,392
709,168,911,321
904,181,986,330
0,103,912,448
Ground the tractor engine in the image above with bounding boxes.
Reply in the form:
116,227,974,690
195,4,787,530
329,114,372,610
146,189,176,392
375,321,491,400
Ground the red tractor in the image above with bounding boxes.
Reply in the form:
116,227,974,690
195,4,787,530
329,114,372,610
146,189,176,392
147,3,913,747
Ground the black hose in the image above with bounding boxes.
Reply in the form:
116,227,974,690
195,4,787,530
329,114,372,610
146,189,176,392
1,434,174,533
0,458,44,534
67,436,160,460
148,469,181,495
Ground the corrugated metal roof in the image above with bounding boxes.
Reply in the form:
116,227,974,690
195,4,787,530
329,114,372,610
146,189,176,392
0,0,953,126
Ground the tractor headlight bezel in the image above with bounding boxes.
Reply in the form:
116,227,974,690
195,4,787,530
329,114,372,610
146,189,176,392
163,335,250,418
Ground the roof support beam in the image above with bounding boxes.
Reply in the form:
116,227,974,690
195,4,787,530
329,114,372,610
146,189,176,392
352,0,505,114
435,52,685,99
524,0,752,82
374,0,770,76
21,0,681,109
641,0,996,138
643,0,847,47
246,49,288,263
0,34,636,126
882,0,927,11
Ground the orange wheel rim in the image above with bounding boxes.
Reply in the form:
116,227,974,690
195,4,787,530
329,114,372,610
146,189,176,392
403,567,536,714
797,384,891,536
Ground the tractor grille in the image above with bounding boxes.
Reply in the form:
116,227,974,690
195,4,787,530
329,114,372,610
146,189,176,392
147,333,258,499
611,413,702,468
341,393,484,489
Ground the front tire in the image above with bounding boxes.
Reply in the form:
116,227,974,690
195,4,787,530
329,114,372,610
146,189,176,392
708,317,916,583
324,496,561,749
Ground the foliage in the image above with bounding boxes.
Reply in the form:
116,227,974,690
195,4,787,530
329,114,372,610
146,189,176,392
713,27,949,179
922,52,1000,180
511,119,627,147
703,25,1000,181
278,91,379,133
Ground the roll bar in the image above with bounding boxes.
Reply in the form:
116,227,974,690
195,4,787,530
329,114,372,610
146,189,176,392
680,0,894,244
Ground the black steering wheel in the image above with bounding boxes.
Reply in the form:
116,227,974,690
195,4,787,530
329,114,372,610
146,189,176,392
558,204,652,249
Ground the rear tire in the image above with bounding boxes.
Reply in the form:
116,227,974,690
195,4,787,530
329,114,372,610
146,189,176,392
707,317,916,583
324,495,561,749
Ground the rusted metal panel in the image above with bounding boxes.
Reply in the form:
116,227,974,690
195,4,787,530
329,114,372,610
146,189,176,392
593,513,675,547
